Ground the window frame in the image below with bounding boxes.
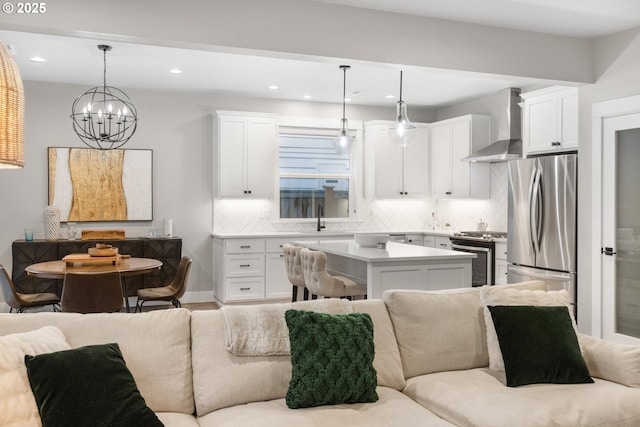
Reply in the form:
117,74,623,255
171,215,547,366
274,116,363,224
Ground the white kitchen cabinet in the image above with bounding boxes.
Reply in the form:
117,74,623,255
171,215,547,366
494,241,508,285
430,115,491,199
423,235,435,247
406,234,424,246
434,236,451,250
264,238,292,300
213,237,266,303
520,86,578,156
214,111,277,198
364,120,429,199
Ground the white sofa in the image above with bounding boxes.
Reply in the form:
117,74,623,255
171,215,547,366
2,281,640,426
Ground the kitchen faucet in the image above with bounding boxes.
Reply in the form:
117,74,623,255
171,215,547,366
317,204,325,232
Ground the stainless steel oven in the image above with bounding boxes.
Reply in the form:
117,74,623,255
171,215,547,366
449,232,506,287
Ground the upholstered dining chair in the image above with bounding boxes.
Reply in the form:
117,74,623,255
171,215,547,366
0,264,60,313
135,256,192,312
299,248,367,300
282,243,309,302
61,271,124,313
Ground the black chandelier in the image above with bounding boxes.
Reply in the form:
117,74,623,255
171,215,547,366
70,45,137,149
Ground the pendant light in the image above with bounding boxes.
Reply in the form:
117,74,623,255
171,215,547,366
0,41,24,169
333,65,354,156
388,70,417,147
70,45,138,150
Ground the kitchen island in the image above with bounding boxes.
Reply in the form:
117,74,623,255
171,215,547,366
292,239,475,299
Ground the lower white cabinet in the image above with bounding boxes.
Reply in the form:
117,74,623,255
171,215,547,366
214,237,292,303
494,241,508,285
434,236,452,250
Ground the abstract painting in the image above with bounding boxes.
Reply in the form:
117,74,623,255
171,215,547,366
48,147,152,222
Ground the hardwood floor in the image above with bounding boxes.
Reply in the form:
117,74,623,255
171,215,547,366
138,301,220,312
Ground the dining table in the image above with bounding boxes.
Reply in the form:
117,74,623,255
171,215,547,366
25,257,163,312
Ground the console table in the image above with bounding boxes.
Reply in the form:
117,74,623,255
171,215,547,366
12,237,182,297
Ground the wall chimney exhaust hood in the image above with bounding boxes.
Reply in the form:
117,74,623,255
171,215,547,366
463,88,522,163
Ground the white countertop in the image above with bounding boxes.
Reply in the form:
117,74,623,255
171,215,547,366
211,229,457,239
291,239,476,263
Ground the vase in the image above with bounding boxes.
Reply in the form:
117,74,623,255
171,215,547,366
43,205,61,241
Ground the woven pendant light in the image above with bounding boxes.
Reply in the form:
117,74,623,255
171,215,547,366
0,41,24,169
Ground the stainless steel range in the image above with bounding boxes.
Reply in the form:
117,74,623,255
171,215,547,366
449,231,507,287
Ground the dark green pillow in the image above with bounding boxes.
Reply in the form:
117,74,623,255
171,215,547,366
285,309,378,409
488,305,594,387
25,343,163,427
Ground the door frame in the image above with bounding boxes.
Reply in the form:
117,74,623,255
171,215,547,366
592,94,640,343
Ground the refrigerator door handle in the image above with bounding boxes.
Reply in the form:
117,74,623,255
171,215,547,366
529,166,541,254
535,167,544,251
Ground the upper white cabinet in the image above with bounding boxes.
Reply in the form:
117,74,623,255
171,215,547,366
430,114,492,199
364,120,429,199
520,86,578,156
214,111,277,198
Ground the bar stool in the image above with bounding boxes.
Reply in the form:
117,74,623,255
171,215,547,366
299,248,367,300
283,243,309,302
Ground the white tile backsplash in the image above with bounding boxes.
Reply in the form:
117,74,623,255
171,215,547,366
213,163,508,234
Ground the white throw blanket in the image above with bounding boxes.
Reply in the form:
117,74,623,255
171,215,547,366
221,299,353,356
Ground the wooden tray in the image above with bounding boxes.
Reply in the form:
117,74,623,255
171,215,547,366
62,253,130,266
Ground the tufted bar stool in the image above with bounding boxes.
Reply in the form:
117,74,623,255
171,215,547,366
283,243,309,302
299,247,367,300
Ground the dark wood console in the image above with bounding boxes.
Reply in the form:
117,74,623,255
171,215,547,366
12,237,182,296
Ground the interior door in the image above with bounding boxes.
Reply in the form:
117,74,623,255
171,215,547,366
602,113,640,345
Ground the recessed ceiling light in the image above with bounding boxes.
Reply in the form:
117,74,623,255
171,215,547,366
344,97,352,102
268,85,279,90
29,57,46,63
169,68,183,74
385,94,396,99
303,95,311,100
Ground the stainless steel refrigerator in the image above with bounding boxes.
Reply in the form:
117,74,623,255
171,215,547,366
507,154,577,305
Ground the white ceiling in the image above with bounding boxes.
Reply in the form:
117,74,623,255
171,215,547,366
2,0,639,108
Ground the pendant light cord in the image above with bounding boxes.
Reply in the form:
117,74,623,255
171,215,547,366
399,70,404,103
342,66,347,120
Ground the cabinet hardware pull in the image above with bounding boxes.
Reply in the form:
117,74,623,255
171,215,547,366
240,264,251,267
601,247,617,256
240,245,251,248
240,287,250,291
445,191,452,195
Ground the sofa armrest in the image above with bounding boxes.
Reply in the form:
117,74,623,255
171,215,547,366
578,332,640,387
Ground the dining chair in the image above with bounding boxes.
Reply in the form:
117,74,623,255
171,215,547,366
0,264,60,313
299,248,367,300
61,271,124,313
282,243,309,302
135,256,192,312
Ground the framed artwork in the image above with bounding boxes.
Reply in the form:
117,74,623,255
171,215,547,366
48,147,153,222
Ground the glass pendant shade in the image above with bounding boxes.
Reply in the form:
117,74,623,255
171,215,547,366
389,100,418,147
334,65,354,155
333,118,354,156
0,41,24,169
389,70,417,147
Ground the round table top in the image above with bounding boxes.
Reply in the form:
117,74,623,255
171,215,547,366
25,257,163,279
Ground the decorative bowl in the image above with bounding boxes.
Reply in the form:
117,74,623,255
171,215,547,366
354,233,390,248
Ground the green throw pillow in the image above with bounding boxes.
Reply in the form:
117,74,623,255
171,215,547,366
25,343,163,427
488,305,594,387
285,309,378,409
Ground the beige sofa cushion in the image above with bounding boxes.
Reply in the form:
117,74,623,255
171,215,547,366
191,299,407,416
196,387,456,427
579,333,640,388
383,281,546,378
0,310,194,414
383,287,488,378
404,368,640,427
0,326,70,427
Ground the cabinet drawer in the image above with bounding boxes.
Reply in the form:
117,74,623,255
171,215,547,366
423,236,435,247
225,254,264,277
434,236,451,250
225,239,265,254
226,277,265,301
266,238,291,253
